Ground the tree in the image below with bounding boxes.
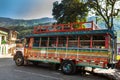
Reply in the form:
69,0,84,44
52,0,89,24
87,0,120,30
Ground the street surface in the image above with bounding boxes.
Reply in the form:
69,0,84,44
0,58,109,80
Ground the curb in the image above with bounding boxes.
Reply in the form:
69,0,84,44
0,54,13,58
94,68,120,80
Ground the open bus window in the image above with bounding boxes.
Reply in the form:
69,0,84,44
58,36,66,47
93,35,105,49
49,37,56,47
80,35,90,48
33,37,40,47
25,38,30,48
68,36,78,48
41,37,47,47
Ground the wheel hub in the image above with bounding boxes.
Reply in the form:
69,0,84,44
16,58,22,63
63,63,72,73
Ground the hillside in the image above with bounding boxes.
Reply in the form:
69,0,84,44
0,16,119,30
0,17,56,27
0,16,120,38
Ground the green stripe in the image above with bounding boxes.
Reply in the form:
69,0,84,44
77,64,107,69
28,59,60,64
32,47,109,53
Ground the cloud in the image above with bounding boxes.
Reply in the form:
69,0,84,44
0,0,61,19
19,0,61,19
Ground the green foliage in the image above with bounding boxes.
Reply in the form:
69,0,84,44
7,26,33,39
5,21,55,39
52,0,89,24
1,40,6,44
87,0,120,30
18,29,32,38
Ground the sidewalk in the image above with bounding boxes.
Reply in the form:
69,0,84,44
94,68,120,80
0,54,13,58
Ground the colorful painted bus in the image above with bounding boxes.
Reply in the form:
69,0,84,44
13,21,117,74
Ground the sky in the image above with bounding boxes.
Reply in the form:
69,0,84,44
0,0,61,20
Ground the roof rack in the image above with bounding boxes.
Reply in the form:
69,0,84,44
33,21,100,34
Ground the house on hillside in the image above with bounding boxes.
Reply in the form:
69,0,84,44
0,27,18,55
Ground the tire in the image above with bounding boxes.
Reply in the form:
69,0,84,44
61,60,76,75
14,55,24,66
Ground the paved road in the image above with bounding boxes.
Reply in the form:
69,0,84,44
0,58,109,80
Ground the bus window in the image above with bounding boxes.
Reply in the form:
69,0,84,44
93,35,105,48
58,36,66,47
33,37,40,47
41,37,47,47
49,37,56,47
80,35,90,48
24,38,30,48
68,36,78,48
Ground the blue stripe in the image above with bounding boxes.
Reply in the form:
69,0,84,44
26,29,115,38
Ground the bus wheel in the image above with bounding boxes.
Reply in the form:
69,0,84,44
61,60,76,75
14,55,24,66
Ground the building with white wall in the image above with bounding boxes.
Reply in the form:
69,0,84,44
0,27,18,55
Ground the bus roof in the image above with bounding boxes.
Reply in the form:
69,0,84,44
26,29,115,38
